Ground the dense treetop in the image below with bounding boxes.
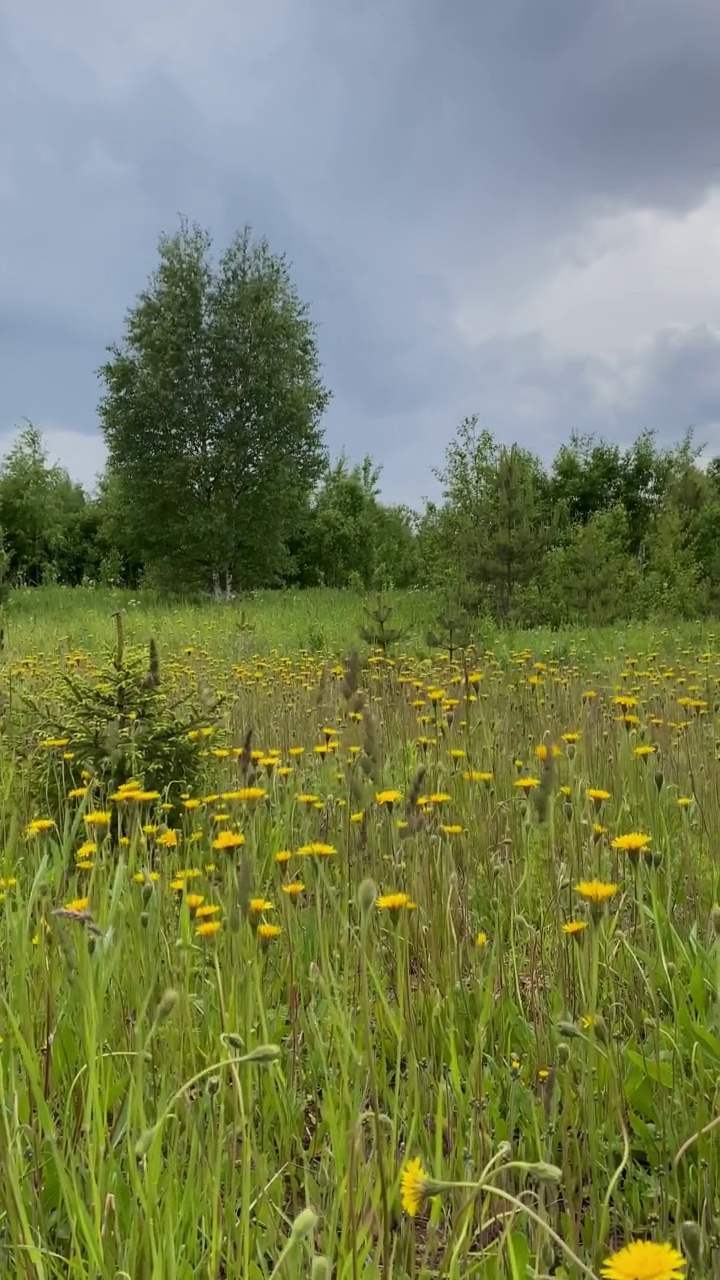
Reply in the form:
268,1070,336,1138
2,220,719,623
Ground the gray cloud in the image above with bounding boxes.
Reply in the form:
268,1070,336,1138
3,0,720,506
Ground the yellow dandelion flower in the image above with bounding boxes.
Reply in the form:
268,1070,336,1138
400,1157,429,1217
376,789,403,806
297,842,336,857
184,893,205,912
677,796,693,808
475,931,488,949
376,892,415,913
611,832,651,853
67,786,88,800
514,777,540,791
212,831,245,850
428,792,451,804
257,922,282,942
575,880,618,904
183,798,202,810
282,881,305,898
83,811,111,827
156,830,179,848
195,920,222,938
463,770,493,783
297,794,320,805
440,824,463,836
275,850,292,864
236,787,267,802
561,732,580,744
562,920,588,935
249,898,274,914
586,788,611,805
25,818,55,838
600,1240,686,1280
195,904,221,919
64,897,89,913
634,744,655,758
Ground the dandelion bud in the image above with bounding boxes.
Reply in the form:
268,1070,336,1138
654,770,664,792
154,988,179,1025
223,1032,245,1051
563,802,573,822
526,1161,562,1183
680,1221,704,1272
557,1043,570,1064
206,1075,220,1096
311,1259,331,1280
357,877,377,915
140,911,149,929
557,1021,581,1039
134,1126,157,1159
711,905,720,936
241,1043,282,1064
290,1207,319,1240
142,882,154,905
666,961,676,979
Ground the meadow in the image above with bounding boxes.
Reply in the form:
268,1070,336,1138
0,587,718,1279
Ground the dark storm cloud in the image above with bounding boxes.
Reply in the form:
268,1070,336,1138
2,0,720,500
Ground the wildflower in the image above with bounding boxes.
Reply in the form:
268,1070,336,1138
562,920,588,936
475,932,488,949
41,737,70,748
611,832,651,853
195,904,221,918
575,881,618,904
212,831,245,851
514,777,540,791
25,818,55,838
133,871,160,884
428,792,451,804
376,789,402,806
275,850,292,865
600,1240,686,1280
634,744,655,758
64,897,89,913
440,824,464,836
257,923,282,942
195,920,222,938
67,786,88,800
83,811,111,828
350,812,365,824
184,893,205,913
282,882,305,899
236,787,267,803
677,796,693,808
400,1157,429,1217
376,892,416,914
561,732,580,744
535,744,561,761
586,788,611,806
288,746,305,757
156,830,179,848
463,770,493,783
297,794,321,806
249,898,274,914
297,842,336,857
183,798,202,810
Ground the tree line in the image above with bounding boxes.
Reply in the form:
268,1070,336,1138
1,218,719,624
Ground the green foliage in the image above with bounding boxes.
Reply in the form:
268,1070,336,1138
360,597,406,654
98,219,329,592
0,423,96,585
28,615,218,815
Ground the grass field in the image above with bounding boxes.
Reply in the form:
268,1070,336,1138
0,587,718,1278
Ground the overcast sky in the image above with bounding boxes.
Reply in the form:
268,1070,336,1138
3,0,720,505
